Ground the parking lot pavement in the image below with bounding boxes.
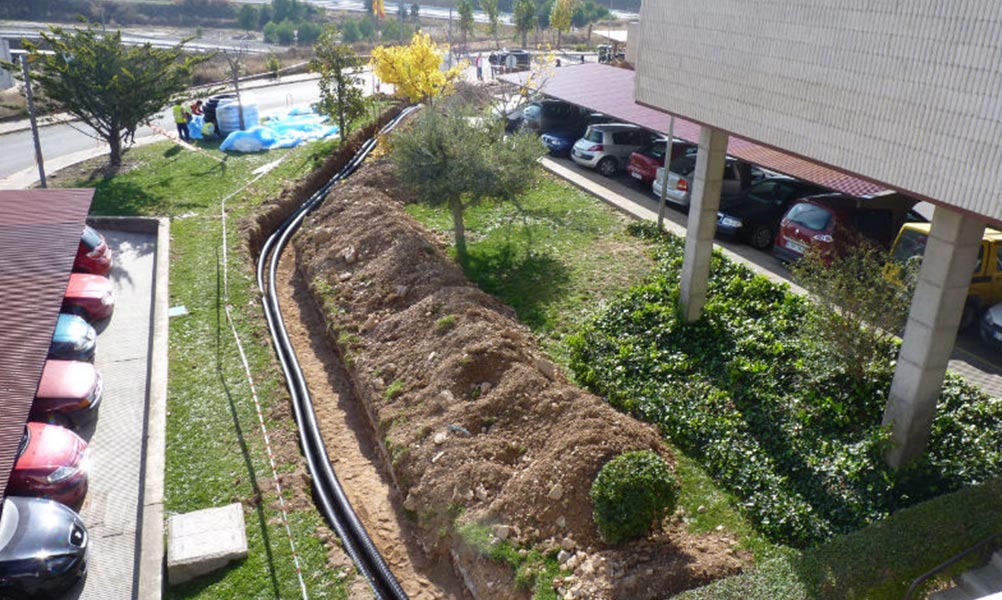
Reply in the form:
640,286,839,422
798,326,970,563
541,156,1002,398
61,222,166,600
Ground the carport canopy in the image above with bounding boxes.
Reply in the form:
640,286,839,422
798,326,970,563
0,189,94,504
502,62,899,200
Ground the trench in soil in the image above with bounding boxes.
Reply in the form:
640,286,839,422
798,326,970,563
277,247,470,600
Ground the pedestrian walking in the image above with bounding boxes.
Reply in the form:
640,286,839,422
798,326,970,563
476,53,483,81
172,100,191,141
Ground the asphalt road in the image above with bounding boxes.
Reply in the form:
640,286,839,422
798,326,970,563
0,77,326,180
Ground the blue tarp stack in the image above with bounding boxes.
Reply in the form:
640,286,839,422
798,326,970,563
218,105,340,153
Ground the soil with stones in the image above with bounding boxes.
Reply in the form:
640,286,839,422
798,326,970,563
284,157,750,598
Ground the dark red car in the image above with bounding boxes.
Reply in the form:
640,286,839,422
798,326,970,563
73,225,111,276
62,273,115,322
8,423,89,507
33,360,103,425
774,193,924,262
626,140,693,186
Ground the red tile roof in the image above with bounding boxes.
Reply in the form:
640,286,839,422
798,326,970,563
0,189,94,501
503,63,891,198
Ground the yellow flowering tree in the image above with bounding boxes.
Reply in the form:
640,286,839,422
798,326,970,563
550,0,576,49
371,32,463,103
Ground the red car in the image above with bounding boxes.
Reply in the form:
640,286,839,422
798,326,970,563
62,273,115,322
774,193,924,262
73,225,112,276
626,140,693,185
33,360,103,425
9,422,89,507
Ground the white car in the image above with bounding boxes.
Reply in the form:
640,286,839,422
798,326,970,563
571,123,658,177
652,155,771,207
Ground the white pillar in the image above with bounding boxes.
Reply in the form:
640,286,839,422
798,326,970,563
883,208,985,467
679,126,729,322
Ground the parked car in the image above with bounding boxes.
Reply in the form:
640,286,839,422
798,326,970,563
893,223,1002,329
9,423,89,507
715,178,829,249
571,124,658,176
980,302,1002,350
539,114,609,156
775,193,925,261
521,100,591,134
33,360,103,425
73,225,111,277
626,140,696,185
0,496,88,597
48,314,96,363
652,154,770,208
62,273,115,322
489,49,531,73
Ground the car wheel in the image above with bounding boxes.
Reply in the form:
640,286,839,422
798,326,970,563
597,157,617,177
749,225,775,250
959,298,979,331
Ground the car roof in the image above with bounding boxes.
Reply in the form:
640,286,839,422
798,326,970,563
589,123,640,131
903,221,1002,242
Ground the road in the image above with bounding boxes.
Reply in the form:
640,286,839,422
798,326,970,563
0,77,328,180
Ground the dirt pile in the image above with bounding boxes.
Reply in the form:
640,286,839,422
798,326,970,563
293,159,748,598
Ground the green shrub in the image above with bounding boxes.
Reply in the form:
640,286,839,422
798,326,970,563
590,451,679,545
570,231,1002,547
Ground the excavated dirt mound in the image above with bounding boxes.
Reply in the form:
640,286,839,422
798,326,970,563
292,158,749,598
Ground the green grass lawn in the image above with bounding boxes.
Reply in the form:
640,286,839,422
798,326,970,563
57,139,352,599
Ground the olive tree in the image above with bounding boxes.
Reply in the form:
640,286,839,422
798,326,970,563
390,103,546,263
15,24,207,165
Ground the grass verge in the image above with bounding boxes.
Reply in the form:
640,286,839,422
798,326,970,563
57,139,352,599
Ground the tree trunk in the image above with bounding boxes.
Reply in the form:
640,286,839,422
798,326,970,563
587,23,592,44
521,29,527,49
108,131,122,166
451,198,467,264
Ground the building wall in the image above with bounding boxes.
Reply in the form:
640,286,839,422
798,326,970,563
635,0,1002,223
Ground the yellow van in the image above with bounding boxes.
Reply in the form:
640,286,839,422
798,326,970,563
892,222,1002,329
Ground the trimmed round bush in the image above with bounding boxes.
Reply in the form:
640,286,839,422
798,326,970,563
590,450,679,545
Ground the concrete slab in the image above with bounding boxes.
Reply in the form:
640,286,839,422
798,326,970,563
167,503,249,585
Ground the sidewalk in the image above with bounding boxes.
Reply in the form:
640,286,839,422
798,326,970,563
541,156,1002,398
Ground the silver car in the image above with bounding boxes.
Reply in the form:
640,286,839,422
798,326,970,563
652,154,770,207
571,123,657,176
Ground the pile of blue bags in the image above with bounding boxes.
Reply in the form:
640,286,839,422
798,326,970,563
218,105,341,153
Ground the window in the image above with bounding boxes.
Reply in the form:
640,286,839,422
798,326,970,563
855,210,893,244
669,155,697,176
786,202,833,230
642,142,666,160
81,226,103,251
611,130,633,145
748,180,792,205
584,127,603,143
975,245,984,274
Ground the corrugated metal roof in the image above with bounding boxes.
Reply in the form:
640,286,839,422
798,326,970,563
502,63,891,198
0,189,94,501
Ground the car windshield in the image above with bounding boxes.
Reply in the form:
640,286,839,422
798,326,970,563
523,104,541,118
746,180,792,206
81,226,103,251
641,142,666,160
0,499,19,551
787,202,833,230
669,155,696,176
16,426,28,459
584,128,603,143
893,229,928,262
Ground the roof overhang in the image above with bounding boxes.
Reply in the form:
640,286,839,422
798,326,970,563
502,63,896,200
0,189,94,500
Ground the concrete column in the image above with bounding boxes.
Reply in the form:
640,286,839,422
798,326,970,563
0,40,12,91
679,126,729,322
883,208,985,467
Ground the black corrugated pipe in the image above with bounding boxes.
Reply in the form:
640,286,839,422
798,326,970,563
256,106,419,600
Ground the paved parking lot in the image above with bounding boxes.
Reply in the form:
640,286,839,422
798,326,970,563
62,220,167,600
542,156,1002,397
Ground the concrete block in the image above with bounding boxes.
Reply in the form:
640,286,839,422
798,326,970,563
167,503,248,585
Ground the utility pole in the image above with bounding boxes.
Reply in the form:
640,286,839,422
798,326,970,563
657,116,675,230
21,56,47,188
448,8,453,68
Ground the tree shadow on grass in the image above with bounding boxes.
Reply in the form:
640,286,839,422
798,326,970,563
86,179,166,217
463,240,570,330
